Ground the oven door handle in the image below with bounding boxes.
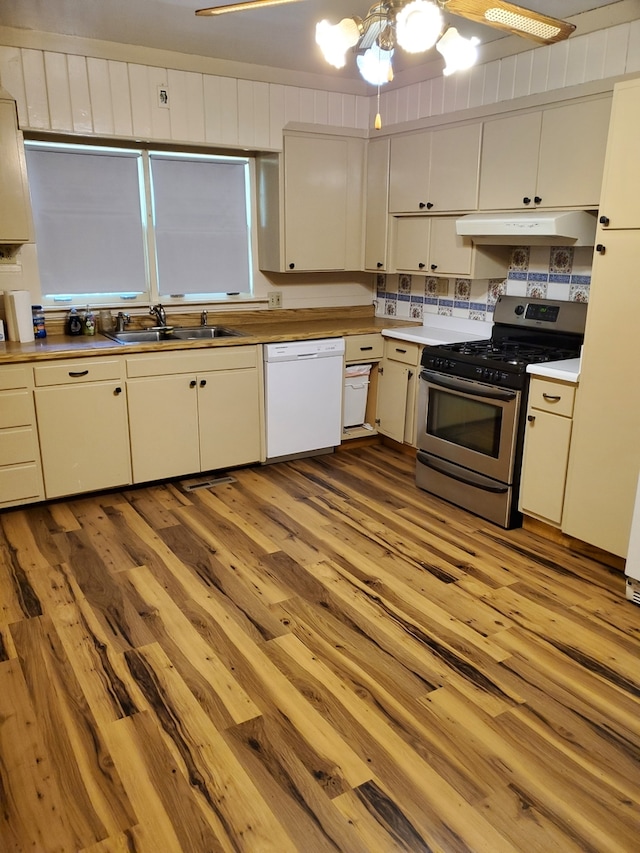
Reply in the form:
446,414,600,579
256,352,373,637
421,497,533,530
416,452,509,494
420,369,517,402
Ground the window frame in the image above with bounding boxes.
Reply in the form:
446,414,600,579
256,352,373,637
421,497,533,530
24,137,258,311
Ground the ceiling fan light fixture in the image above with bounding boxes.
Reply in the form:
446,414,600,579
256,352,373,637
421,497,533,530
436,26,480,75
395,0,443,54
357,45,394,86
316,17,361,69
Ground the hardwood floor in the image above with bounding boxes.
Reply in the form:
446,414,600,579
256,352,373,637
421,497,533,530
1,444,639,852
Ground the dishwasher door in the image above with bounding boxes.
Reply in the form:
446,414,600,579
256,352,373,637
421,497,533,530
264,338,345,460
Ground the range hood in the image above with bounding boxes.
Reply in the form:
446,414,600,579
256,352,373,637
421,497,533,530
456,210,597,246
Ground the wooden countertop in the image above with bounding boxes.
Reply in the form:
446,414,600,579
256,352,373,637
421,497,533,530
0,309,418,365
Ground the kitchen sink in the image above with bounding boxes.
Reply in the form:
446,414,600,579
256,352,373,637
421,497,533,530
102,326,246,344
170,326,246,340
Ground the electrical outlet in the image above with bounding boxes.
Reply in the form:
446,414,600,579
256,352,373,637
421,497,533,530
268,291,282,309
435,280,448,296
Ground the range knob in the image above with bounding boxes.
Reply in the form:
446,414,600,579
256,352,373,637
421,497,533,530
514,304,525,315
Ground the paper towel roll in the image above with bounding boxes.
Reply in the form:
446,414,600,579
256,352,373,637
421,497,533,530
3,291,35,342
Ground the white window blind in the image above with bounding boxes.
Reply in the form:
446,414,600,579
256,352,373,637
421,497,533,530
149,153,251,297
24,144,147,297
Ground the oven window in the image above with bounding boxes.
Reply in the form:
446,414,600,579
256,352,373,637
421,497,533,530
427,388,502,457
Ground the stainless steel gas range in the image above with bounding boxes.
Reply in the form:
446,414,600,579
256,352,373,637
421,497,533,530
416,296,587,528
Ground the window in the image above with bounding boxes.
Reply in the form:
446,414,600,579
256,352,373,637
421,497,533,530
24,141,254,308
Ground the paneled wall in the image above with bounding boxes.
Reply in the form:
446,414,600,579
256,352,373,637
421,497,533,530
0,45,370,149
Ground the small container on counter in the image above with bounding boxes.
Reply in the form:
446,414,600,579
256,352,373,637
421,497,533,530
99,310,115,333
32,305,46,338
67,308,83,336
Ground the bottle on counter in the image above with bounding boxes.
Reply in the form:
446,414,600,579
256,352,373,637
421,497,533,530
83,306,96,336
67,308,83,336
32,305,46,338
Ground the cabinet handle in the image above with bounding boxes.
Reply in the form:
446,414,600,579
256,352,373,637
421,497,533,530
200,379,207,387
430,263,438,270
114,386,122,395
418,202,426,209
418,262,426,269
68,369,89,378
408,370,413,379
527,414,536,422
523,197,531,205
360,346,373,351
542,393,561,402
426,202,434,209
377,262,383,268
599,215,610,226
534,196,542,204
190,380,197,388
288,262,295,269
395,348,407,354
596,243,606,255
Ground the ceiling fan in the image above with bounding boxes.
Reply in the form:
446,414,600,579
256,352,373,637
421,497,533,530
194,0,576,47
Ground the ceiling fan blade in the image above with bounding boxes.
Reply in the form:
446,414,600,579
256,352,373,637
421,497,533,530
444,0,576,44
196,0,305,16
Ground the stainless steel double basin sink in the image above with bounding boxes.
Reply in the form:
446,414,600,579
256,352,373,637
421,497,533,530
102,325,246,344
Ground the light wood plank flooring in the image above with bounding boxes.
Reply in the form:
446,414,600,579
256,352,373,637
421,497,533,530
0,444,638,852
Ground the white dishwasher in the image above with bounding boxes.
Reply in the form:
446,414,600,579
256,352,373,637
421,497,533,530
264,338,345,461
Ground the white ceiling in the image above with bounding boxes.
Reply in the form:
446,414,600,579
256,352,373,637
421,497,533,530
0,0,628,83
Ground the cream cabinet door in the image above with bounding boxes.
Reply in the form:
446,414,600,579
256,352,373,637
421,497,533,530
376,358,412,443
563,230,640,557
536,97,611,210
35,382,131,499
393,217,432,272
389,131,431,213
0,367,43,507
283,134,349,271
0,100,33,242
428,123,481,212
596,81,640,228
520,409,573,525
479,112,542,210
428,217,473,276
364,136,390,272
128,374,200,483
198,368,262,471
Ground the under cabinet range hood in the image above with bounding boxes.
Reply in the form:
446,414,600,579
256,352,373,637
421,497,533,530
456,210,597,246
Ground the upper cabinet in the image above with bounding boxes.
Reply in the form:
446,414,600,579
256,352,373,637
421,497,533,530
479,97,611,211
594,82,640,230
388,123,481,214
257,131,365,272
0,98,34,243
363,136,390,272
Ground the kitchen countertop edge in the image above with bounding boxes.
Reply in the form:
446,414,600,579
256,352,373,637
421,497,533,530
526,358,580,383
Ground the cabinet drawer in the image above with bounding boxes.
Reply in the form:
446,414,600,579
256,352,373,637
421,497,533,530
529,378,575,417
0,389,34,429
0,427,38,465
0,463,42,504
0,365,31,391
383,339,420,366
345,334,383,362
34,358,123,386
127,345,260,378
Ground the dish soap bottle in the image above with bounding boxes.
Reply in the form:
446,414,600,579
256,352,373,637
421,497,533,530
83,305,96,336
67,308,83,336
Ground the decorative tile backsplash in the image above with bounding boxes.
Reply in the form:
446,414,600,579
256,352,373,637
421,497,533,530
376,245,593,321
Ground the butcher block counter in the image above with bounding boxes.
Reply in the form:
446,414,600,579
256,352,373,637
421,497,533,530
0,307,418,365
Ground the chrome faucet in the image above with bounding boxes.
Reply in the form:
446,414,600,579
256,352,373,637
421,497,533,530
115,312,130,332
200,310,208,326
149,304,167,327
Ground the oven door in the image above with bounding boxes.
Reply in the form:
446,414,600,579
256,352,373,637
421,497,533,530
417,368,522,484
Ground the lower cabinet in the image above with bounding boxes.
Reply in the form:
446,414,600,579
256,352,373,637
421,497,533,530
342,333,384,441
126,346,263,483
34,357,131,499
376,339,421,445
519,377,576,525
0,365,44,508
